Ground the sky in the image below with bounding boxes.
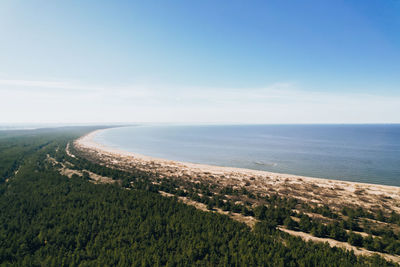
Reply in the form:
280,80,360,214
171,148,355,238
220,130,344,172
0,0,399,124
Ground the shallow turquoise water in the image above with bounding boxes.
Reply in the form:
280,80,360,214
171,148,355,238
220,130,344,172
94,124,400,186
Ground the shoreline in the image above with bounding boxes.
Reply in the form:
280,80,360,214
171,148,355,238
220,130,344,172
78,128,400,190
75,128,400,213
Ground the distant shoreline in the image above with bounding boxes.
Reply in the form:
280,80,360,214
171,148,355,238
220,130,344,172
79,128,400,189
74,128,400,213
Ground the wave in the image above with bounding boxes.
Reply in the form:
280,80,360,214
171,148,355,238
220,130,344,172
253,161,278,167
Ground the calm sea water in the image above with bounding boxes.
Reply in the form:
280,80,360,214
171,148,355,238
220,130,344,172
94,125,400,186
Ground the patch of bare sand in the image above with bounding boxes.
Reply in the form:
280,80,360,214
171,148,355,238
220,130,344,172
159,191,258,228
279,227,400,264
65,142,76,158
47,154,119,185
160,191,399,263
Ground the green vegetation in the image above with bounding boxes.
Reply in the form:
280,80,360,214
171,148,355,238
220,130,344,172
110,157,400,258
0,127,398,266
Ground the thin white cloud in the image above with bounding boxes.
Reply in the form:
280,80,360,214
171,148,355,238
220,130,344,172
0,79,94,91
0,78,399,124
0,78,154,98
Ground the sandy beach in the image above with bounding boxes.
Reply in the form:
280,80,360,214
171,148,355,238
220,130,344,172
74,129,400,214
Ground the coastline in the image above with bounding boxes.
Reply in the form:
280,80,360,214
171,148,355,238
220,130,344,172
75,128,400,213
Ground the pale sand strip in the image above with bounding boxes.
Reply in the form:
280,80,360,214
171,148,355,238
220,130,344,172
74,129,400,214
278,227,400,264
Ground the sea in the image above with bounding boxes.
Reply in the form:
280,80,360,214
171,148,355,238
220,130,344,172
93,124,400,187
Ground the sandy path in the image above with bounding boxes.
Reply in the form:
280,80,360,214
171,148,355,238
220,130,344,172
279,227,400,264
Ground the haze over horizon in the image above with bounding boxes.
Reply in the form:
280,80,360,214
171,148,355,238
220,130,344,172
1,1,399,124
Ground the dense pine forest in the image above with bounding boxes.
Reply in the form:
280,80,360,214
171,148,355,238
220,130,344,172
0,127,398,266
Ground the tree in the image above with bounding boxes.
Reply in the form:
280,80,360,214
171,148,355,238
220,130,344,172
253,205,267,220
284,217,298,230
298,214,312,232
348,232,363,247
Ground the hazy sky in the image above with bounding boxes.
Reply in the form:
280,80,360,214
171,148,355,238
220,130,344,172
1,1,399,124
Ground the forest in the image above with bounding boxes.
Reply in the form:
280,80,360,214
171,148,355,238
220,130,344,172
0,127,398,266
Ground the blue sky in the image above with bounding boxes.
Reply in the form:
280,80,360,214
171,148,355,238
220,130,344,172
0,1,399,123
